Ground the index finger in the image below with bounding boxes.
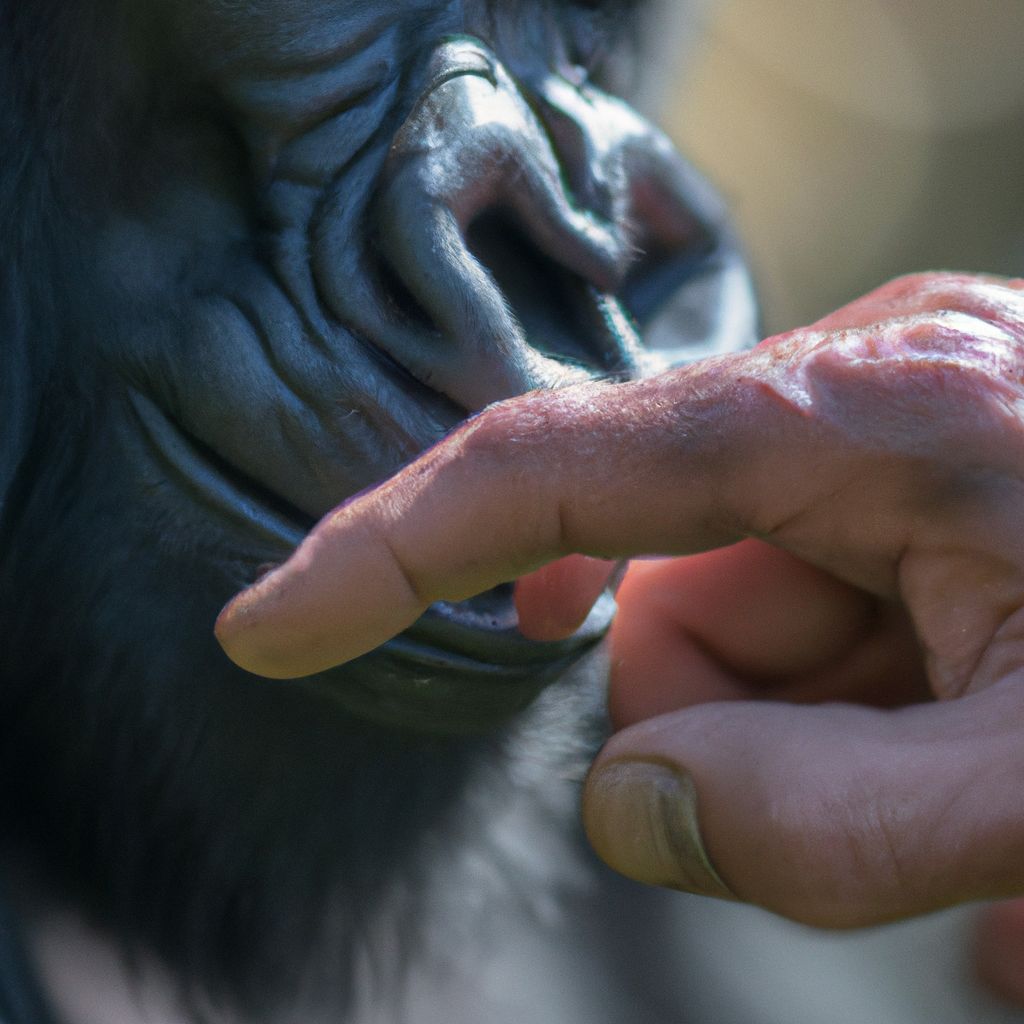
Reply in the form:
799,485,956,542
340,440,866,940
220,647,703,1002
221,263,1024,679
213,361,823,678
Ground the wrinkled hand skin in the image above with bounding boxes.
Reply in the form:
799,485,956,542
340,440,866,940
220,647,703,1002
705,272,1024,701
596,272,1024,928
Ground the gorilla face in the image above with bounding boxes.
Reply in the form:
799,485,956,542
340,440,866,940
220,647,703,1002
0,0,753,1018
71,0,750,732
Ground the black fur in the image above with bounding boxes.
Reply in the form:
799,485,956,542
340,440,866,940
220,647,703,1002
0,2,734,1020
0,4,620,1019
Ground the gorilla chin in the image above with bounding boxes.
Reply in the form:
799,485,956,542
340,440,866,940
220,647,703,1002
0,1,754,1020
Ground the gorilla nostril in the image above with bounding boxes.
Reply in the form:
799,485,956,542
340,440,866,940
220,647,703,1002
359,41,639,408
358,34,749,412
621,222,715,322
466,211,640,378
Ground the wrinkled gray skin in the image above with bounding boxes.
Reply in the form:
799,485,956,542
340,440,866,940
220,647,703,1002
0,0,754,1020
93,0,754,731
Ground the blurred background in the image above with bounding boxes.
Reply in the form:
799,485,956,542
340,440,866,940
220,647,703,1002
619,8,1024,1022
642,0,1024,335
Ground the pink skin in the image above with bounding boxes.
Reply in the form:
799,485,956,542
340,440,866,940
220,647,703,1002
513,554,617,642
216,272,1024,998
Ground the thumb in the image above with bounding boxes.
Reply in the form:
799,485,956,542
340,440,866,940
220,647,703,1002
582,675,1024,927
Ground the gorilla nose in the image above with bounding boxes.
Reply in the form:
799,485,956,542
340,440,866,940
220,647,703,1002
312,36,745,416
367,38,644,411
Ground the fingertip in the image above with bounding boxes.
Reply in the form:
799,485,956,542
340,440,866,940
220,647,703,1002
211,515,428,678
213,584,261,666
213,582,307,679
514,555,617,642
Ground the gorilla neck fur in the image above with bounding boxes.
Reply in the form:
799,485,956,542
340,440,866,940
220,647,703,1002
2,651,606,1023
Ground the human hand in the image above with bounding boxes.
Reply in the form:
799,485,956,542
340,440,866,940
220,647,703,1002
216,272,1024,932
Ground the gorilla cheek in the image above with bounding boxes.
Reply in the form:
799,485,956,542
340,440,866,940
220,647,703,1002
101,29,757,733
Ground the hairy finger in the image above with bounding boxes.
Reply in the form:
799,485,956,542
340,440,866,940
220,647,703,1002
213,368,792,677
216,274,1024,679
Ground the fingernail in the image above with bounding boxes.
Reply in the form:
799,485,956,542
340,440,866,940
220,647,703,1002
584,760,733,899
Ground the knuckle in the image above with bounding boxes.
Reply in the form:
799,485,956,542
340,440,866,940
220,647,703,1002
461,388,573,465
885,271,944,296
811,312,1017,417
452,395,557,546
462,386,603,553
458,397,541,470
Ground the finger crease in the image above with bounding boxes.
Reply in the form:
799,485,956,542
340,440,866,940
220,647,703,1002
377,528,428,607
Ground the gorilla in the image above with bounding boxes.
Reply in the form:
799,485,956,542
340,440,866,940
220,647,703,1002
0,1,754,1020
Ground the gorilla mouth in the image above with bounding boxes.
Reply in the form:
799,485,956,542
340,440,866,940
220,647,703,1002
134,392,613,729
334,590,616,732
